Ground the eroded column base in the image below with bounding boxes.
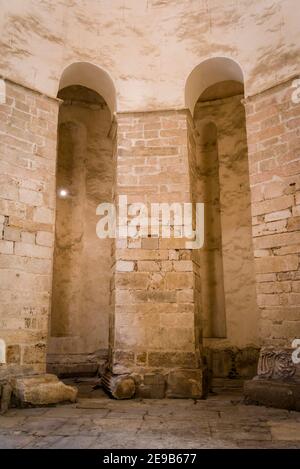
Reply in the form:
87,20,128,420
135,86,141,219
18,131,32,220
243,346,300,411
105,368,208,399
0,368,78,411
11,374,78,407
244,379,300,411
108,349,208,399
101,371,136,399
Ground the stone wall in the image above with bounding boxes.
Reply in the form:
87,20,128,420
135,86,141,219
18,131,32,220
109,110,205,398
245,78,300,347
0,79,59,373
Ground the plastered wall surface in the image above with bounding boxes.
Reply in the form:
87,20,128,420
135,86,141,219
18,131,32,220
0,0,299,111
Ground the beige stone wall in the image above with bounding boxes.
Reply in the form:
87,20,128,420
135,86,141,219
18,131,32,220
0,0,299,390
110,110,202,383
47,86,114,375
245,78,300,347
0,80,59,372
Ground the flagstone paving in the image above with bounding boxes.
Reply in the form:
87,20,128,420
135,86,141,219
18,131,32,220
1,382,300,449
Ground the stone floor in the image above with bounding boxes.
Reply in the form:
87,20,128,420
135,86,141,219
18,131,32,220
0,378,300,449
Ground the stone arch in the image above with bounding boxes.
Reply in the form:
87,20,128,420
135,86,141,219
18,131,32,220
58,62,117,117
184,57,244,115
186,57,259,379
47,69,116,376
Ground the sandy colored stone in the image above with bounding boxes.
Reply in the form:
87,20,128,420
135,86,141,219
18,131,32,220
12,374,78,406
166,369,204,399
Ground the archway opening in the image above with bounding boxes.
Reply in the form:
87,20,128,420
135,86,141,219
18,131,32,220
186,59,259,381
47,73,116,377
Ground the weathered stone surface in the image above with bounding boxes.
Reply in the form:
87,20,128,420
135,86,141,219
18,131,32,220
243,347,300,410
134,373,166,399
11,374,78,406
244,379,300,411
204,347,260,379
101,372,136,400
1,7,300,405
256,346,300,381
0,382,12,414
166,369,204,399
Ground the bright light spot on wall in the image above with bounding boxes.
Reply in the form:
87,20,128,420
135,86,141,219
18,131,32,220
58,188,69,198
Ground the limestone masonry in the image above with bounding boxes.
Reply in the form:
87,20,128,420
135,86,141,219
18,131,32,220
0,0,299,408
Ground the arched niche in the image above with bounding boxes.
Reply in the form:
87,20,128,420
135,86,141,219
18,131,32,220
184,57,244,115
48,66,117,376
186,56,259,380
58,62,117,117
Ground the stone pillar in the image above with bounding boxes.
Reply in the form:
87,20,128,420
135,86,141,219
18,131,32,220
108,109,205,398
243,78,300,408
245,78,300,347
0,79,59,373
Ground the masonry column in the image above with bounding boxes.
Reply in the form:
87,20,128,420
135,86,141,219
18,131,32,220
243,78,300,409
0,79,59,373
108,109,205,398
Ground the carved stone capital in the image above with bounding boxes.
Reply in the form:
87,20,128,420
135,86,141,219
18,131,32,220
257,347,299,381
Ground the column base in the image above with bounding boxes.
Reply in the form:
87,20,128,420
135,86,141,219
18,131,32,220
244,378,300,411
243,346,300,411
0,367,78,411
136,368,208,399
11,374,78,407
108,350,208,399
101,371,136,399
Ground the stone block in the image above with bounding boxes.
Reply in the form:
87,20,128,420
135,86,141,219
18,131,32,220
3,227,21,242
21,231,35,244
166,369,204,399
165,272,194,289
244,379,300,411
252,195,294,217
135,373,166,399
6,345,21,365
11,374,77,406
0,240,13,254
141,237,159,249
235,347,260,378
137,260,159,272
33,207,54,224
19,188,43,206
255,255,298,274
115,260,135,272
0,383,12,414
36,231,54,247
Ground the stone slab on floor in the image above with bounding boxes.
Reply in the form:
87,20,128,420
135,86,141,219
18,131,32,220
12,374,78,407
244,379,300,411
